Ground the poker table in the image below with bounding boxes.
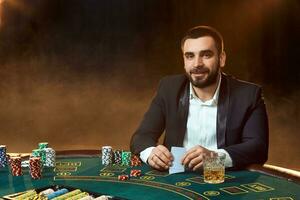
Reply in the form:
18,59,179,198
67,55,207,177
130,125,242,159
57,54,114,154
1,150,300,200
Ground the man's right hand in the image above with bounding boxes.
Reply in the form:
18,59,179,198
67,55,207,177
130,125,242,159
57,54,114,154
147,145,173,171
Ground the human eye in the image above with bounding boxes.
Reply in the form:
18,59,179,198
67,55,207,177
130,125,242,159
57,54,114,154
201,51,213,59
184,52,194,60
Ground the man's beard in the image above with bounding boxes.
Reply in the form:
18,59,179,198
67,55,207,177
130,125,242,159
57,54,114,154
186,64,220,88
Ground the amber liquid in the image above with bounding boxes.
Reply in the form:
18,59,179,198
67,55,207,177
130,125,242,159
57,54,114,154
203,167,225,184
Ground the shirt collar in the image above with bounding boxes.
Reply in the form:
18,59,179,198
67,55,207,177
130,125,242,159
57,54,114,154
189,75,222,106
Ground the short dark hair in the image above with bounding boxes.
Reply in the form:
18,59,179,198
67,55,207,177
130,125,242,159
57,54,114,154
181,25,224,54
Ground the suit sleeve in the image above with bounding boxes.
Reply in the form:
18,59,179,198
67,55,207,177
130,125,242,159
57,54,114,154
130,80,166,154
224,87,269,169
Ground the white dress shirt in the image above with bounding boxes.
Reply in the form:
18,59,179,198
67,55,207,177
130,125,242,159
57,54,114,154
140,77,233,167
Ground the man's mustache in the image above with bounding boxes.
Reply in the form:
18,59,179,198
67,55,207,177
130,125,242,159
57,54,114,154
190,67,209,74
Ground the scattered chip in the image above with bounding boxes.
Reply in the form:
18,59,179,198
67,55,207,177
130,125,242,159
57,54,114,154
130,169,142,177
118,174,129,181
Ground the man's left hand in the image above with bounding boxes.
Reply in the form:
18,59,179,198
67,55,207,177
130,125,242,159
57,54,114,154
181,145,213,171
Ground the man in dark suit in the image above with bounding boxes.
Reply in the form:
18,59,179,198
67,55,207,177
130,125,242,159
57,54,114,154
130,26,268,171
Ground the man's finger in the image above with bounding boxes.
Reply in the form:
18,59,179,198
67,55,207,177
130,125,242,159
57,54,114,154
152,154,169,169
181,146,199,163
153,149,172,166
192,161,203,171
157,145,173,161
182,150,200,165
188,156,202,169
148,157,162,170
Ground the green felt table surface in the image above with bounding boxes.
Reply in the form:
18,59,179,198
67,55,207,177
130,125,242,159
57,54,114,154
1,155,300,200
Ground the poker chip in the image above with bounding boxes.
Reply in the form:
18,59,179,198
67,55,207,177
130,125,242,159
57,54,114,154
51,189,82,200
9,156,22,176
32,149,46,166
101,146,113,166
118,174,129,181
32,149,42,157
30,193,48,200
46,188,69,200
130,169,142,177
38,142,49,149
94,196,112,200
130,155,142,167
77,196,94,200
121,151,131,166
21,160,30,167
44,148,56,167
66,191,89,200
29,157,42,179
39,188,55,196
113,150,123,165
14,190,37,199
0,145,8,167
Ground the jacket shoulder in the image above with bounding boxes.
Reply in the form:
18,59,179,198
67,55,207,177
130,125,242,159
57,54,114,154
225,74,262,91
224,74,264,105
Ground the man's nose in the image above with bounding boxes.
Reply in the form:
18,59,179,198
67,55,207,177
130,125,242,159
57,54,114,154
194,56,203,67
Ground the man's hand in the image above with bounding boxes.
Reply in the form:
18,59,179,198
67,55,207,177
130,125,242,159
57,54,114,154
147,145,173,171
181,145,214,171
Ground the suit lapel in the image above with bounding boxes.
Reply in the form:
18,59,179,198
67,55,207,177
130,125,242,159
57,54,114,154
217,73,229,148
176,79,190,146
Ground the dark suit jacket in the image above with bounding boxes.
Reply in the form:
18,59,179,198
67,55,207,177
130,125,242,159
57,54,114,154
130,73,269,169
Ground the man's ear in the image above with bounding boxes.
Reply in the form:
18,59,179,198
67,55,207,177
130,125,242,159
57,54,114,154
219,51,226,68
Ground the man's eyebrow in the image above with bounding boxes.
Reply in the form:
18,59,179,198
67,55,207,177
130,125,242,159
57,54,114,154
184,49,214,55
199,49,214,54
184,52,194,55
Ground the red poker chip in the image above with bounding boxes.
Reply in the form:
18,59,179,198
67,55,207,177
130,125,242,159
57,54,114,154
130,155,142,167
9,157,22,176
29,158,42,179
118,175,129,181
130,169,141,177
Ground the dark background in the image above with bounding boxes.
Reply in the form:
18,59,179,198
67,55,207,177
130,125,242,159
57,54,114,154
0,0,299,170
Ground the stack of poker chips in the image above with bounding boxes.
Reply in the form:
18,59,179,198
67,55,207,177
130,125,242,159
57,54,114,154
51,189,81,200
130,169,142,177
46,188,69,199
121,151,131,166
80,196,95,200
32,142,56,168
29,157,42,179
10,188,114,200
113,150,123,165
130,155,142,167
9,156,22,176
30,193,48,200
39,188,55,196
44,147,56,167
102,146,113,166
66,192,89,200
14,190,37,199
32,149,46,166
0,145,7,167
